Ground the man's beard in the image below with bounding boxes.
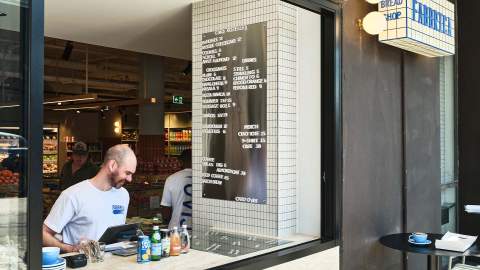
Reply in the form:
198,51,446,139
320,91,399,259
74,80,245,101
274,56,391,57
110,171,125,189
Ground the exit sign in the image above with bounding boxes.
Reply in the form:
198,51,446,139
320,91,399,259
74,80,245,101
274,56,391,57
173,95,183,104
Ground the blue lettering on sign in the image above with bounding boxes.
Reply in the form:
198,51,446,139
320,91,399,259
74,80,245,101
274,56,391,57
412,0,452,36
385,11,402,21
112,205,125,215
380,0,403,8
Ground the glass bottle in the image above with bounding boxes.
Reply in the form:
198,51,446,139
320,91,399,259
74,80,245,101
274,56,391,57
150,226,161,261
180,224,190,253
169,227,181,256
160,229,170,257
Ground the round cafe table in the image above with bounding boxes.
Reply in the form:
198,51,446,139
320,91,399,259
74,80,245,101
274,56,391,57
379,233,480,270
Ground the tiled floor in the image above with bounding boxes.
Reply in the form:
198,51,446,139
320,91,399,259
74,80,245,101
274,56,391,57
266,246,339,270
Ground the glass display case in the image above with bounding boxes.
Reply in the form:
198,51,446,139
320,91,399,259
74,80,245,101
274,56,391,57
0,132,27,269
0,0,43,268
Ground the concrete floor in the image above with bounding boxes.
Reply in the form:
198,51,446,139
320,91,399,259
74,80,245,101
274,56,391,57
266,246,339,270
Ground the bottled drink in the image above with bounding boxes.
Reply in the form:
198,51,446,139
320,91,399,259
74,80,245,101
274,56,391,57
160,229,170,257
169,227,181,256
150,226,162,261
180,224,190,254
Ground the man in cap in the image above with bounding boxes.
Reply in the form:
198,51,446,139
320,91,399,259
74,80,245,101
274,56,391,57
43,144,137,252
60,141,99,190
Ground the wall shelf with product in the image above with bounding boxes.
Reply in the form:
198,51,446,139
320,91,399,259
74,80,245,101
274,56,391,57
164,112,192,157
65,141,103,165
43,125,59,178
121,127,138,153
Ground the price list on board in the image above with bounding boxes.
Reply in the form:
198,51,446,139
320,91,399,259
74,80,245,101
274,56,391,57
201,22,267,204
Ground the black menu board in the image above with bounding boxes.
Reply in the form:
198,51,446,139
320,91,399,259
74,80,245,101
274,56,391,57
201,22,267,204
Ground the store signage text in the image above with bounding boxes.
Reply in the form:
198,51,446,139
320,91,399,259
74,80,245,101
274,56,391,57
412,0,452,36
377,0,455,57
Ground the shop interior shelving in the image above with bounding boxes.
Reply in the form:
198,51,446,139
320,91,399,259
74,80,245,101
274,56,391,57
43,125,59,178
164,111,192,157
121,127,138,153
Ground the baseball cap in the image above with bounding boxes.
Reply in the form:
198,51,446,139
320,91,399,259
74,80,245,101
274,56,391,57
72,141,88,155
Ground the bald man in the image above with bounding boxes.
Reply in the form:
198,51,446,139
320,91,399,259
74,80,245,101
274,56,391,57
43,144,137,252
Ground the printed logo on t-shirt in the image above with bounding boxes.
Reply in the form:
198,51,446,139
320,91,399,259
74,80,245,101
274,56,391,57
112,205,125,215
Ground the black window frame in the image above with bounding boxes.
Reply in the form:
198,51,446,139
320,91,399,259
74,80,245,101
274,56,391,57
27,0,44,269
208,0,343,269
27,0,340,269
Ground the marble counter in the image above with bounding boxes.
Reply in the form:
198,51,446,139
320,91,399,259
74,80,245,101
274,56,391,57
63,232,319,270
65,249,228,270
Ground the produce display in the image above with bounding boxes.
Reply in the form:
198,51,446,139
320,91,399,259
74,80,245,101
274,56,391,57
0,169,19,185
43,135,58,175
43,162,58,174
122,129,138,141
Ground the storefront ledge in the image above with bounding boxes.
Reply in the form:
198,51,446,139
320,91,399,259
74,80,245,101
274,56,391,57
206,239,339,270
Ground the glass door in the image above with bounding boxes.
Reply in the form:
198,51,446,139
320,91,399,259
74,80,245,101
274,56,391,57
0,0,43,269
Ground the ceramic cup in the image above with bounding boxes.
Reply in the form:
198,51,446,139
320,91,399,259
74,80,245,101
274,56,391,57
409,232,428,243
42,247,60,265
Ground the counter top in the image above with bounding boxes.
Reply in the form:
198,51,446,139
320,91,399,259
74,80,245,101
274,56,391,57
62,232,318,269
65,249,228,270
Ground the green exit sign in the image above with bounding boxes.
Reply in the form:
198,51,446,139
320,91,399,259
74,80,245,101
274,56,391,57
172,95,183,104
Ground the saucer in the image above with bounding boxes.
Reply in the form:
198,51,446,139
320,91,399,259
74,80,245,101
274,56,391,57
42,257,66,268
408,238,432,246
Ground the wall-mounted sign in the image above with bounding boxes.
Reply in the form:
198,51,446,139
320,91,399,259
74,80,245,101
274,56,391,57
378,0,455,57
201,22,267,204
172,95,183,104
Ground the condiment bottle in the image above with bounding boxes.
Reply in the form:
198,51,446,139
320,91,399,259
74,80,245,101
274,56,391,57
180,224,190,253
169,227,181,256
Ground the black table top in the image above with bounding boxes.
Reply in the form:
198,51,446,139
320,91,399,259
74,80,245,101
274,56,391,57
380,233,480,257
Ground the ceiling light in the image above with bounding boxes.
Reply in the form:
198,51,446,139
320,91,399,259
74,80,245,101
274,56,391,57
44,94,97,105
360,12,387,35
0,104,20,109
53,106,99,111
57,102,62,105
365,0,380,3
76,110,81,114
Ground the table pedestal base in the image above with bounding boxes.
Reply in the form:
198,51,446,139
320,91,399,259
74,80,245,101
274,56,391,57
428,255,439,270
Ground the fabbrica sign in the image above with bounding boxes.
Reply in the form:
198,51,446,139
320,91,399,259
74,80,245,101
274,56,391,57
378,0,455,57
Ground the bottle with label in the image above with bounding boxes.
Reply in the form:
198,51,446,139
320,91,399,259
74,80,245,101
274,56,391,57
169,227,181,256
160,229,170,257
180,224,190,254
150,226,162,261
137,235,151,264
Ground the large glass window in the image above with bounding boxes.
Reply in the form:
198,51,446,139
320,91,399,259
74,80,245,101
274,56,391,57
440,55,456,233
0,0,30,268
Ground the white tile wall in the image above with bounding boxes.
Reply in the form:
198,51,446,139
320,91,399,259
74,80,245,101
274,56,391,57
192,0,297,237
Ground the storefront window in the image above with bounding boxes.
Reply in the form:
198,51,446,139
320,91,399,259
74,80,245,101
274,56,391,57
440,55,456,233
0,0,30,268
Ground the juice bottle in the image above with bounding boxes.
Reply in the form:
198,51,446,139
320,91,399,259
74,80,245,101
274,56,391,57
160,229,170,257
169,227,181,256
150,226,162,261
180,224,190,253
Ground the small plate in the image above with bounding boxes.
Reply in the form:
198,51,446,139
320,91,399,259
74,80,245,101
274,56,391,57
408,239,432,246
42,257,66,268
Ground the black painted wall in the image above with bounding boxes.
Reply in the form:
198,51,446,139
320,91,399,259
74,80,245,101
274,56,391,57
341,1,441,270
458,1,480,236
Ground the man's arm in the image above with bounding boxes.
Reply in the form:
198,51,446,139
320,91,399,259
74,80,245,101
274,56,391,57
160,206,172,224
42,224,78,253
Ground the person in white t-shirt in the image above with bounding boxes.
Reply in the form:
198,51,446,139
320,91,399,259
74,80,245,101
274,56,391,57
161,149,192,229
42,144,137,253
